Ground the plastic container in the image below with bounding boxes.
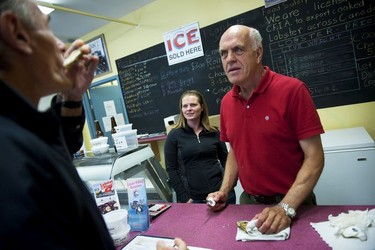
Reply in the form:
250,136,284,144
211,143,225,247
103,209,130,247
112,132,128,152
90,136,108,147
103,209,129,234
112,129,138,152
123,129,138,148
114,124,132,133
111,225,130,247
91,144,109,155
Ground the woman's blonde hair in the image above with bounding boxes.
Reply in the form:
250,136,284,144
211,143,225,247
174,90,218,132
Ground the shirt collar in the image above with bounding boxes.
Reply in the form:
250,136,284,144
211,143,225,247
231,66,272,97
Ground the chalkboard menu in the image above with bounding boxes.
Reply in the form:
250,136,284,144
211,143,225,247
116,0,375,135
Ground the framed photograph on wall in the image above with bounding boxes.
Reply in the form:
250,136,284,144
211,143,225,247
86,34,112,77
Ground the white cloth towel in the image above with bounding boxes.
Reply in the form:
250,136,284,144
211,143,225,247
235,219,290,241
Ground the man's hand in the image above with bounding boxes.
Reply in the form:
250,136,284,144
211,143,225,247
206,191,228,211
157,237,188,250
61,39,99,102
252,205,291,234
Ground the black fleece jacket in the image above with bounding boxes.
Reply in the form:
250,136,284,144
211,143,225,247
164,126,228,202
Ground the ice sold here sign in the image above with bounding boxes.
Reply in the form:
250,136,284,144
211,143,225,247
163,22,204,66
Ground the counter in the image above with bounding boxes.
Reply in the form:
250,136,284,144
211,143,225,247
124,203,375,249
74,145,174,203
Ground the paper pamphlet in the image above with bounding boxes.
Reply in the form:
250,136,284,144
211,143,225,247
90,179,120,214
126,178,150,231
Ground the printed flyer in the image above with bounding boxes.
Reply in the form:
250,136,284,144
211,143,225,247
126,178,149,231
90,179,120,214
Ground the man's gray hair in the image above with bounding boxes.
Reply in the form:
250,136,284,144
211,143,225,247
0,0,36,69
249,27,263,51
0,0,36,29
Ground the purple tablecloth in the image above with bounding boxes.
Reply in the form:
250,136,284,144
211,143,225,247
123,203,375,249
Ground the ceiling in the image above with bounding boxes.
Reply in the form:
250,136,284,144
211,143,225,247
36,0,155,43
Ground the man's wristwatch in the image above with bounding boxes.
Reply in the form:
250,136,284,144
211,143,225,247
278,202,296,218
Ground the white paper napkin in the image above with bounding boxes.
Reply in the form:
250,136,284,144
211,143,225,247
310,209,375,250
311,221,375,250
236,219,290,241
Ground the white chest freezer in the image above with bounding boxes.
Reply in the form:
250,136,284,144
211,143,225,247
314,127,375,205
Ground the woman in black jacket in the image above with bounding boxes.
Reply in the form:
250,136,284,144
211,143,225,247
164,90,236,204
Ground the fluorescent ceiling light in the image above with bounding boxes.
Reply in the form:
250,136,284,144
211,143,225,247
38,5,55,15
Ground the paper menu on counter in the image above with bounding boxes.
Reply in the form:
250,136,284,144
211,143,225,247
122,235,212,250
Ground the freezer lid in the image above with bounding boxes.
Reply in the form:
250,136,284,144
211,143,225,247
321,127,375,151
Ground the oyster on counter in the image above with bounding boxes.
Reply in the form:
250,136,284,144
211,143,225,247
237,220,249,232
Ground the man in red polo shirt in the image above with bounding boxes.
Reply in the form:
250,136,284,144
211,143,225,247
207,25,325,234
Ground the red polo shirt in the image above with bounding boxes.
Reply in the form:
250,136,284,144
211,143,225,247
220,66,324,195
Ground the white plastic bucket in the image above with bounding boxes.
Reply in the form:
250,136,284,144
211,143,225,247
103,209,129,235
